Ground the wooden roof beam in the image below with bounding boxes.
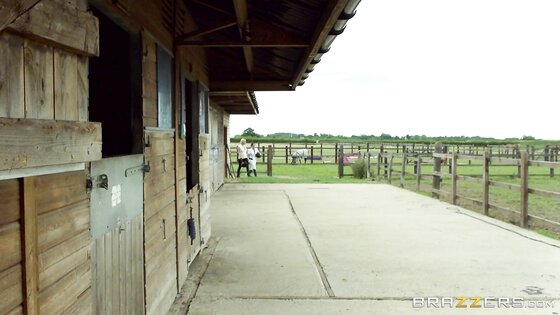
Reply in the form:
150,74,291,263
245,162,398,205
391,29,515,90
177,18,309,47
210,80,293,91
232,0,253,74
175,19,237,42
0,0,42,32
177,40,307,48
291,0,350,89
186,0,231,15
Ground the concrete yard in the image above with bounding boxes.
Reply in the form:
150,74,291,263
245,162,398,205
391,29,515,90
175,184,560,314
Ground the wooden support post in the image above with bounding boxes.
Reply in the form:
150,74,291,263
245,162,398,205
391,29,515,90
22,177,39,315
338,145,344,178
285,146,288,164
310,146,314,164
396,144,399,154
432,142,443,198
388,154,394,184
366,143,370,153
289,142,292,156
520,151,529,227
262,145,266,163
416,156,422,191
400,153,406,187
451,152,458,205
351,143,354,153
320,143,323,157
335,143,338,164
483,150,490,216
267,145,273,176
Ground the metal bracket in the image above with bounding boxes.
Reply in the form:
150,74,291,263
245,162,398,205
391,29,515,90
125,164,151,177
97,174,109,190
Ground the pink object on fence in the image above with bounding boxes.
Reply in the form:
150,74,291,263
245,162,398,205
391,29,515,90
343,153,361,165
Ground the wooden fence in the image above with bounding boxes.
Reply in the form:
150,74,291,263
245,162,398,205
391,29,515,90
375,145,560,233
245,142,560,169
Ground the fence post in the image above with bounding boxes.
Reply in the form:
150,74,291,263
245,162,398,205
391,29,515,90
547,145,555,177
520,151,529,227
483,150,490,216
262,145,266,163
451,152,458,205
320,143,323,157
388,154,394,184
432,142,443,199
311,146,314,164
367,152,371,179
366,143,370,153
416,156,422,191
377,153,381,181
514,144,521,178
335,143,338,164
400,153,406,188
338,145,344,178
267,145,273,176
289,142,292,156
351,143,354,153
285,146,289,164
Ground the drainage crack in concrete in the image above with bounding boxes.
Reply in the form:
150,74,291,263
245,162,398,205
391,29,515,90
283,190,336,298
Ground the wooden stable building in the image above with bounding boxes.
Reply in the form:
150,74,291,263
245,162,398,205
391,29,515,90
0,0,359,314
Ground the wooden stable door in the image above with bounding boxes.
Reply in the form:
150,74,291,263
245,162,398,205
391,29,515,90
90,155,145,315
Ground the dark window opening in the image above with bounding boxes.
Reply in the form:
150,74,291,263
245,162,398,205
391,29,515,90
186,79,199,191
157,46,173,129
199,83,209,134
88,7,142,157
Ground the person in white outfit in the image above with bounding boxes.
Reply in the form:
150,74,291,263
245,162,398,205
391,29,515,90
236,138,249,177
247,143,260,176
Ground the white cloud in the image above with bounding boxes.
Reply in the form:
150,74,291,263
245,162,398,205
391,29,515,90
231,0,560,140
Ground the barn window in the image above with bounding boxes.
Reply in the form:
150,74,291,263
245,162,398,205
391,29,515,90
157,45,173,129
89,7,142,157
199,82,209,134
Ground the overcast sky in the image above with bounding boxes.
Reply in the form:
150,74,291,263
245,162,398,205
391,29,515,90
230,0,560,140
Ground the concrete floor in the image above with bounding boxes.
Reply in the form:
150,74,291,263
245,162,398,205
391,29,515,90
177,184,560,315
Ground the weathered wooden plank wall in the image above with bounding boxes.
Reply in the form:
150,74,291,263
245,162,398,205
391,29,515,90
0,179,23,315
35,171,91,314
0,32,89,123
143,129,177,315
92,215,144,315
198,134,211,245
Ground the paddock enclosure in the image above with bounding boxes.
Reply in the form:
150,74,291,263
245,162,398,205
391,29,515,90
0,1,361,314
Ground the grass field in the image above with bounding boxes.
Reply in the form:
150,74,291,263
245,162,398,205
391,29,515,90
234,159,560,238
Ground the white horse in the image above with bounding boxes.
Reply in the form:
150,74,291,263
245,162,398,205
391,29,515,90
291,149,309,164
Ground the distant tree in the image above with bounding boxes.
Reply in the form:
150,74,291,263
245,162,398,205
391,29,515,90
242,127,260,137
521,135,536,140
380,133,392,140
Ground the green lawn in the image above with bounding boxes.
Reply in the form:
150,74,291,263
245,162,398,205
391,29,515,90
235,163,374,184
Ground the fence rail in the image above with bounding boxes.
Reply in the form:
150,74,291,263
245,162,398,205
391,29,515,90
373,147,560,233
